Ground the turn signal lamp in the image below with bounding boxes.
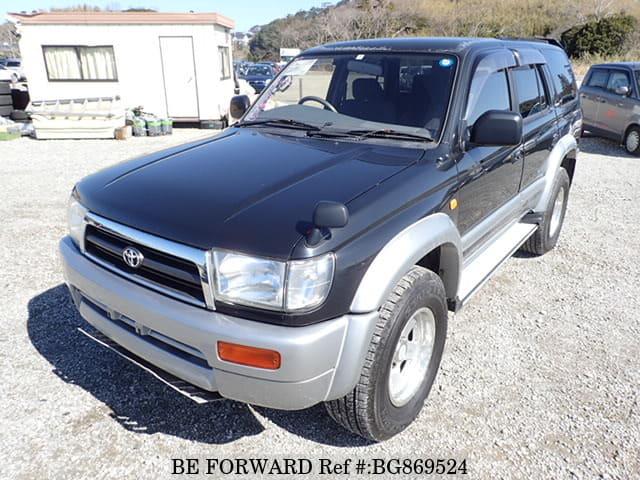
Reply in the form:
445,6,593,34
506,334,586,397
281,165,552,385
217,341,281,370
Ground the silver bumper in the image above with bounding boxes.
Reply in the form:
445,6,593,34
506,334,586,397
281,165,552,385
60,237,378,410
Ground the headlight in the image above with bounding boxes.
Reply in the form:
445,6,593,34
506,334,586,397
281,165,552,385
213,251,286,309
212,250,335,312
67,191,88,248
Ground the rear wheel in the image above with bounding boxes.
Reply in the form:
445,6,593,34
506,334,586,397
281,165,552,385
624,126,640,156
521,167,570,255
325,266,447,441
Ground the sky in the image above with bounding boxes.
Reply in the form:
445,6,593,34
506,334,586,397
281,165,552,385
4,0,334,31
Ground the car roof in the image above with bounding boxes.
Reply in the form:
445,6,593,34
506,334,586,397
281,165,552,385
589,62,640,70
302,37,564,57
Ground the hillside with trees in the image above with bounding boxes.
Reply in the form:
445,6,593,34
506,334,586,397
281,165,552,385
249,0,640,67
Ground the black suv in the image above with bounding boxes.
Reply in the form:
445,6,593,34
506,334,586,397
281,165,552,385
61,38,581,441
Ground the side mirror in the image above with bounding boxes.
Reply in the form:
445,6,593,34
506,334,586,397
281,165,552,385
615,85,630,96
307,201,349,246
230,95,251,120
471,110,523,146
314,201,349,228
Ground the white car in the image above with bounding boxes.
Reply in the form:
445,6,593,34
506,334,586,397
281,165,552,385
4,59,24,81
0,65,18,83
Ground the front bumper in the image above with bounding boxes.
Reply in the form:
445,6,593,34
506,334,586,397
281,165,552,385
60,237,377,410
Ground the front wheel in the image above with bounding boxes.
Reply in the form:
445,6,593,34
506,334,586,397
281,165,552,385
325,266,447,441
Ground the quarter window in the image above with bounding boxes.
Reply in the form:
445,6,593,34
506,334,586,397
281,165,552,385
512,66,548,118
543,49,577,104
466,70,511,126
43,46,117,81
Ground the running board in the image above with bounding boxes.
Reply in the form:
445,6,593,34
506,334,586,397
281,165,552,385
457,222,537,306
78,327,224,404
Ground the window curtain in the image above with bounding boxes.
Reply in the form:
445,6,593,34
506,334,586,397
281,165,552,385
80,47,117,80
44,47,81,80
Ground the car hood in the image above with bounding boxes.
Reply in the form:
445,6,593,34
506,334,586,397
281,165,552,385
76,128,424,257
243,75,272,81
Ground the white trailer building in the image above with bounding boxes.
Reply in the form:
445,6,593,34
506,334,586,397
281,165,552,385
9,11,236,124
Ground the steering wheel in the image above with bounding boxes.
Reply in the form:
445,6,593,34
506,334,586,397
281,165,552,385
298,96,338,113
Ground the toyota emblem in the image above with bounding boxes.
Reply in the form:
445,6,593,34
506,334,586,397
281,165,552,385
122,246,144,268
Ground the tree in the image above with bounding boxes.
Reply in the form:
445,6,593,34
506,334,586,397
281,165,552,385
0,22,20,59
561,13,636,57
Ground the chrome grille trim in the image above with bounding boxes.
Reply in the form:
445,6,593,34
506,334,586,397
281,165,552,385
83,212,216,310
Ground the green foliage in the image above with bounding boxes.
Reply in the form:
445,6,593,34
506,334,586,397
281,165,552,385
249,21,284,61
245,0,640,62
561,13,636,58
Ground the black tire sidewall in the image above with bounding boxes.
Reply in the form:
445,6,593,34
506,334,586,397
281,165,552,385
371,273,447,439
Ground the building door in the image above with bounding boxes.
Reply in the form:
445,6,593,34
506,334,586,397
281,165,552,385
159,36,199,119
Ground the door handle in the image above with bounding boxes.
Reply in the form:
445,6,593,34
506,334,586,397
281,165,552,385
509,149,524,163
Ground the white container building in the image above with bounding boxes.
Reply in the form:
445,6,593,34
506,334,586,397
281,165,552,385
9,11,237,124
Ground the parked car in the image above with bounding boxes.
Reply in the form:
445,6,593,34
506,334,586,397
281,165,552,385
4,58,24,81
257,61,282,73
61,37,580,441
580,62,640,156
243,64,276,93
233,60,251,78
0,65,18,83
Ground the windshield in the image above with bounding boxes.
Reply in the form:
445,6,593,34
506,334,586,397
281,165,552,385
7,61,20,67
243,53,457,140
246,65,273,76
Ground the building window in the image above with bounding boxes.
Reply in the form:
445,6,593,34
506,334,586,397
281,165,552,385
43,46,118,81
218,46,230,80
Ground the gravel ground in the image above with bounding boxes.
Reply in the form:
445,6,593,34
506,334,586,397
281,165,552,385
1,130,639,479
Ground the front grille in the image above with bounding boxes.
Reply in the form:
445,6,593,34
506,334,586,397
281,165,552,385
85,225,206,304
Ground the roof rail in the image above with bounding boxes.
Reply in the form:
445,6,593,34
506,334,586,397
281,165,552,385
497,36,564,49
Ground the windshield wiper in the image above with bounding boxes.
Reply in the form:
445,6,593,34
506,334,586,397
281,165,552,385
236,118,321,131
345,129,434,142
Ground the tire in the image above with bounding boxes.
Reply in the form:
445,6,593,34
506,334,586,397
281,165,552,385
10,110,29,122
0,82,11,95
624,126,640,156
521,167,570,255
325,266,448,441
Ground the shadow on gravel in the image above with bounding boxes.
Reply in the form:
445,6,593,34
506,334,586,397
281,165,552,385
27,285,263,445
254,406,374,448
27,284,370,447
579,135,631,157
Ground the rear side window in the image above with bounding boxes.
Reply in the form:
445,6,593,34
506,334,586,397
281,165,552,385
512,66,548,118
636,71,640,92
542,49,577,104
586,69,609,89
466,70,511,126
606,70,631,93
